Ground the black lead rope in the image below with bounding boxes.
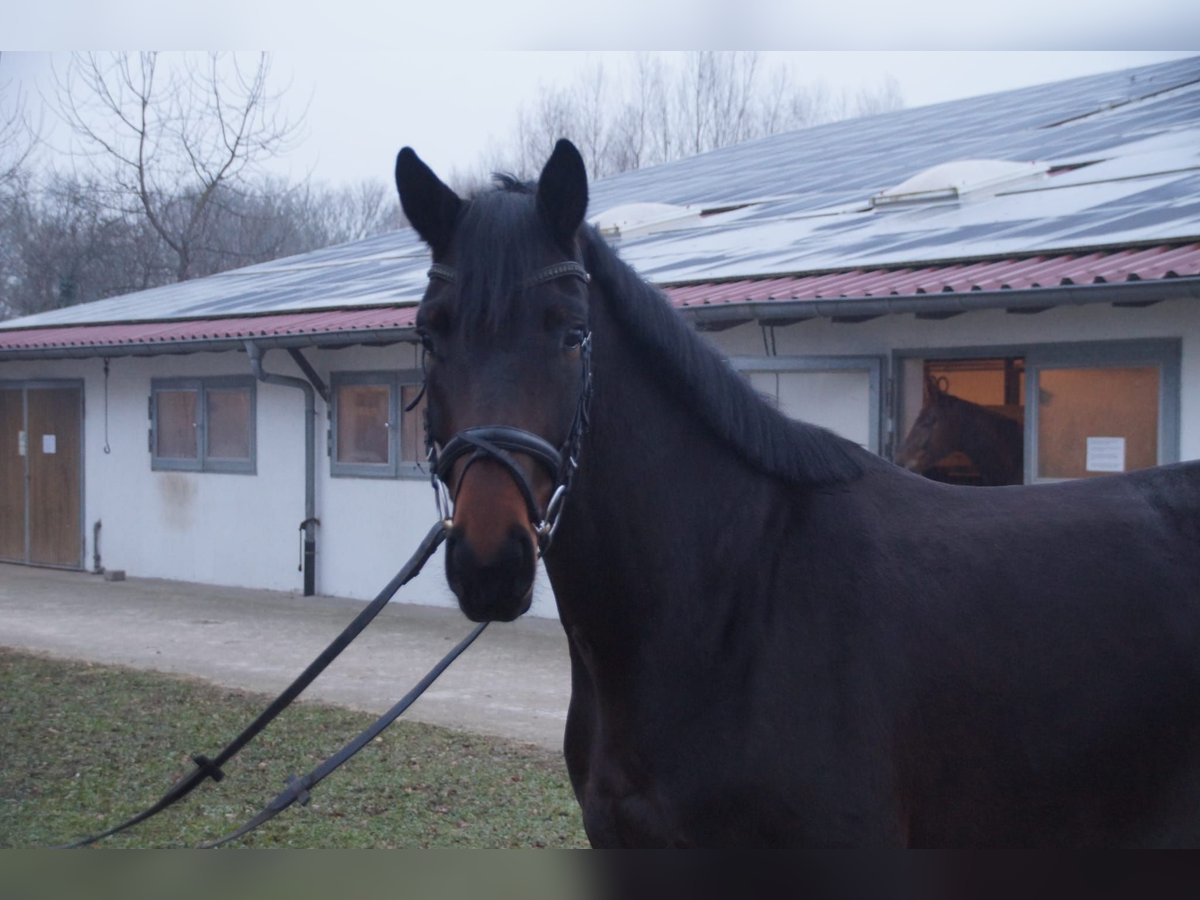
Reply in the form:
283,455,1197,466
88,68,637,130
59,520,450,849
201,620,488,849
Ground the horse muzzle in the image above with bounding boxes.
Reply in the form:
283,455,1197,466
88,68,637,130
430,425,577,621
445,521,536,622
437,433,552,622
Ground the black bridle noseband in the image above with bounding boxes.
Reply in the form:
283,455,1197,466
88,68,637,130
424,260,592,557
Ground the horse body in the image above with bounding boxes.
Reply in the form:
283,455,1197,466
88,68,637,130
841,463,1200,847
395,139,1200,847
550,271,1200,846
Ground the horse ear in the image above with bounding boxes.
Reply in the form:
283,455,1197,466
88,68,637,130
395,147,462,256
536,139,588,251
924,373,941,401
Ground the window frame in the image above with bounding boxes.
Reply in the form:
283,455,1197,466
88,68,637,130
891,338,1181,484
329,369,426,479
730,355,885,454
1025,339,1181,483
150,376,257,475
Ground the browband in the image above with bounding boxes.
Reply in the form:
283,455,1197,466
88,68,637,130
428,261,590,287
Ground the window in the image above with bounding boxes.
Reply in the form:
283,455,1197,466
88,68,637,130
1036,366,1159,479
150,377,256,473
1028,341,1179,481
733,356,884,453
894,339,1180,485
330,371,426,478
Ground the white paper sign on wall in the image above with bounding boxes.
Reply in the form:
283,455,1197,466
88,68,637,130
1086,436,1125,473
42,434,57,455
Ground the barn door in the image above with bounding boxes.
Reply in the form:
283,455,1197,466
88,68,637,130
0,382,84,568
0,387,24,560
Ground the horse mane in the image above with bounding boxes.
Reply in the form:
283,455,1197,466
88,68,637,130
578,226,864,487
450,175,862,487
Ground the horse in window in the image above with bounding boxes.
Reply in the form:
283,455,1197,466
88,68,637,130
896,374,1024,486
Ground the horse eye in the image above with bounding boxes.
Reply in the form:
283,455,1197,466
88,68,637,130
563,328,586,351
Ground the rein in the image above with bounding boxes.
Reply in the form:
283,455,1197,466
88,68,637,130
57,257,592,849
201,619,488,849
58,520,479,848
424,260,593,556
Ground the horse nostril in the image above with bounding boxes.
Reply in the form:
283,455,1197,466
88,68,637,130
445,526,536,622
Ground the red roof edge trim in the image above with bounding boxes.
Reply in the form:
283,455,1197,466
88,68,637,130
3,244,1199,356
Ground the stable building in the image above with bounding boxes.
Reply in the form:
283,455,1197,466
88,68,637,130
2,56,1198,617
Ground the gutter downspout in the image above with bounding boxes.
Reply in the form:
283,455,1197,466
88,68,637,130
245,341,320,597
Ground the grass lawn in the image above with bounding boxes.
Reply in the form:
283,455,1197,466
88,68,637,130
0,649,589,849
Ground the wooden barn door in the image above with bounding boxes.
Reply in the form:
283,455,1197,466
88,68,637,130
28,385,83,566
0,383,84,568
0,387,24,561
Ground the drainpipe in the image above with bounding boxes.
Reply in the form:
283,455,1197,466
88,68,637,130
245,341,320,597
92,520,103,574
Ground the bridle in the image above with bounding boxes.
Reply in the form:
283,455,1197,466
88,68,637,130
423,259,593,557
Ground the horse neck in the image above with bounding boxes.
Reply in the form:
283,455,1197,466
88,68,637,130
947,400,1021,484
544,301,781,643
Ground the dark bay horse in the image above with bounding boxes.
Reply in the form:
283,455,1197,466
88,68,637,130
395,139,1200,847
896,374,1024,486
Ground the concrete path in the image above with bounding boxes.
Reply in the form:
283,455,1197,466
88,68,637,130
0,562,571,751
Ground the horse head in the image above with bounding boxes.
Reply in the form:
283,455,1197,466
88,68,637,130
896,374,953,474
395,140,592,622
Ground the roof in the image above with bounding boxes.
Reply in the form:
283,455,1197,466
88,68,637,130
0,306,419,358
2,55,1199,356
3,244,1197,358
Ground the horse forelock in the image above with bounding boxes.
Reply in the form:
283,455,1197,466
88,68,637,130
578,227,864,488
447,179,555,334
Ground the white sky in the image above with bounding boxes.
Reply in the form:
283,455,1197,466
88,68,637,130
3,1,1197,188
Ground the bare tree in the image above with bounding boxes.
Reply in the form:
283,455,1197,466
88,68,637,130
0,55,40,319
0,172,173,318
504,66,616,180
633,52,686,168
0,98,35,191
293,179,406,246
2,52,415,320
0,170,407,321
0,55,38,191
675,51,763,156
52,51,304,282
854,74,905,118
512,85,577,179
498,52,906,180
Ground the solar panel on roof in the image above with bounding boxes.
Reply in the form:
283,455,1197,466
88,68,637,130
3,56,1198,332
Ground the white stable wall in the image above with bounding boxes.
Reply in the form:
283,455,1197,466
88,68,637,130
0,348,470,611
1,294,1196,618
713,296,1200,462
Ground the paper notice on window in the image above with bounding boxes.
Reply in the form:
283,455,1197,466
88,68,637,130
1086,436,1125,473
42,434,57,455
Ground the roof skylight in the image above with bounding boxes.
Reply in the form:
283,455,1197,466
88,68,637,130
871,159,1050,208
589,202,700,237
